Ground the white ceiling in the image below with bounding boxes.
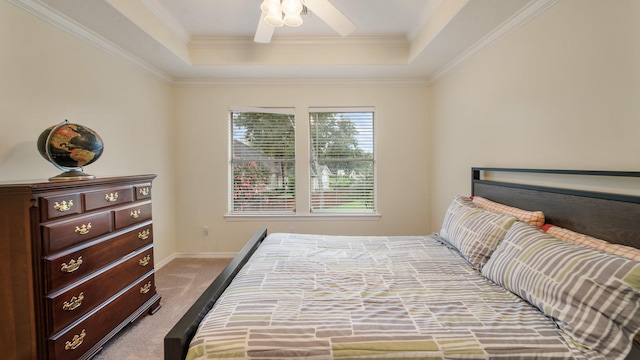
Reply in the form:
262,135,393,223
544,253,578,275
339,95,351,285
12,0,558,83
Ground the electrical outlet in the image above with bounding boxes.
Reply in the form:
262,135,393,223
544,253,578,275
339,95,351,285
203,226,209,236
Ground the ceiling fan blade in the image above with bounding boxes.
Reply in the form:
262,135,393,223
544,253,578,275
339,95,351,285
254,13,275,43
303,0,355,37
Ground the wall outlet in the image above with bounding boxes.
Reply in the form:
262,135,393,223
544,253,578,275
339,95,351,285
203,226,209,236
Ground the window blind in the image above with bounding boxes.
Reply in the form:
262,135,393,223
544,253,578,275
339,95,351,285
230,109,295,214
309,108,375,213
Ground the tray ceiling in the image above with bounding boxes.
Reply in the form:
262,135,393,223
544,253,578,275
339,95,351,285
11,0,558,83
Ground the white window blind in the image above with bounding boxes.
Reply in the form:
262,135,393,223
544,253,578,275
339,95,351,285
230,108,295,214
309,108,375,213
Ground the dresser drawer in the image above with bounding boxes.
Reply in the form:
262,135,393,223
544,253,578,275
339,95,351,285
44,222,154,292
47,246,155,333
41,193,83,220
84,186,134,211
42,212,112,253
135,184,152,200
49,272,157,360
114,202,152,230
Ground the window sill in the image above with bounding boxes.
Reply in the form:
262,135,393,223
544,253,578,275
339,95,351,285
224,213,382,222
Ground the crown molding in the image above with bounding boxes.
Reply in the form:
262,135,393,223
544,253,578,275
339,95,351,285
10,0,174,83
190,35,409,48
173,77,431,88
428,0,559,83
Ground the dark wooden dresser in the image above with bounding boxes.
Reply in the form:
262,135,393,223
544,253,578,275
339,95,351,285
0,174,161,360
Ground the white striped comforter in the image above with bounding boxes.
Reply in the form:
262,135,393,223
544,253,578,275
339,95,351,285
186,233,602,359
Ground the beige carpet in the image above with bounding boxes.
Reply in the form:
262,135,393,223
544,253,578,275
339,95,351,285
93,257,231,360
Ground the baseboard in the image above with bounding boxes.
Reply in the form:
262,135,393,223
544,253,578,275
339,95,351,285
175,252,237,259
154,253,176,270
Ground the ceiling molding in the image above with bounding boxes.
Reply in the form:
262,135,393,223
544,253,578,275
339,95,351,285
10,0,173,83
188,36,410,66
428,0,559,83
173,77,431,88
190,35,409,48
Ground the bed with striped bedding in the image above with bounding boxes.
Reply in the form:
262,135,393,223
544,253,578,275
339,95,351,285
184,232,608,359
166,168,640,360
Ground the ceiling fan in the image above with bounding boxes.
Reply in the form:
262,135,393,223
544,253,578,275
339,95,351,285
254,0,355,43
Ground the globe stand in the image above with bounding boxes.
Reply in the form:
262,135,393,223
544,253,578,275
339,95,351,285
49,169,95,182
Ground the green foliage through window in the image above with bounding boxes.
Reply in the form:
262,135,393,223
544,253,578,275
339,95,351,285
310,110,375,213
229,108,375,215
231,110,295,213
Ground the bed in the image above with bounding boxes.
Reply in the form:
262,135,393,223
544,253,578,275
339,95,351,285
165,168,640,360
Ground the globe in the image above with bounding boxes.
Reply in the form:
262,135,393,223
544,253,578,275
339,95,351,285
37,121,104,181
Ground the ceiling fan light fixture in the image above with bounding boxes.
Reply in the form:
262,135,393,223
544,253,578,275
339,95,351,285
284,13,303,27
282,0,303,15
260,0,281,14
261,0,284,27
261,0,304,28
255,0,355,43
265,13,284,27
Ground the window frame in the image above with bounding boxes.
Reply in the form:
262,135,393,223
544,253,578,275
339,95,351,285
308,107,376,215
225,106,379,220
228,107,296,215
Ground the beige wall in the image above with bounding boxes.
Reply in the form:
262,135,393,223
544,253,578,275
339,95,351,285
0,1,177,263
429,0,640,231
174,83,430,255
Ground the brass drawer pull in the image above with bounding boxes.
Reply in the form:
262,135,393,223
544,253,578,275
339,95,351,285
139,255,151,267
105,192,118,202
64,329,86,350
61,256,83,273
139,187,150,196
74,223,92,235
130,209,141,219
53,200,74,212
138,229,150,240
63,292,84,311
140,281,152,294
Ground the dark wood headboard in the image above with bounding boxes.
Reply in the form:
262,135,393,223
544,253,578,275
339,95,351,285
471,168,640,249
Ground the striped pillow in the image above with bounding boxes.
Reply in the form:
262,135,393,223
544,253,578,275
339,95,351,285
482,222,640,359
440,196,517,269
472,196,545,227
542,224,640,261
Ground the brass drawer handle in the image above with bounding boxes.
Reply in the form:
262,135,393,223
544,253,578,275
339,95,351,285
53,200,74,212
63,292,84,311
139,187,150,196
61,256,83,273
130,209,141,219
64,329,86,350
105,192,118,202
140,281,152,294
138,229,150,240
139,255,151,267
74,223,92,235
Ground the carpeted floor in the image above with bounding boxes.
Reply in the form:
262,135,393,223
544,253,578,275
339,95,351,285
93,257,231,360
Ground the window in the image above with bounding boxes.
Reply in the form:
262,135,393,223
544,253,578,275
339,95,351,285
309,108,375,213
229,107,375,216
230,108,295,214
